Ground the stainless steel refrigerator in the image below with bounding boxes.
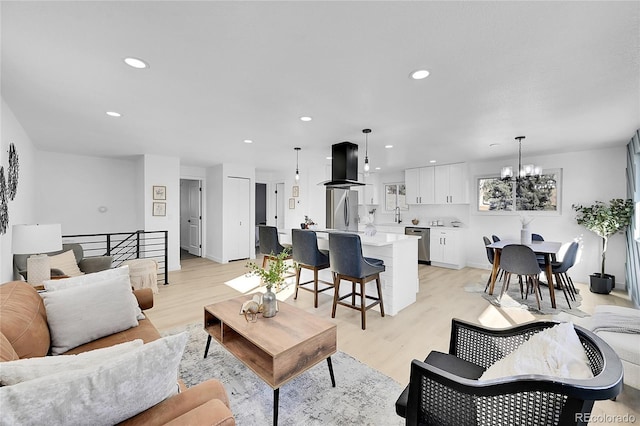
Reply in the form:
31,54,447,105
326,188,358,231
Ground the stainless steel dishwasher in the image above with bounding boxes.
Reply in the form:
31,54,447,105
404,227,430,264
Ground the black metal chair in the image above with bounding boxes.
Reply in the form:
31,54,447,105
257,225,292,269
291,229,333,308
491,235,500,243
499,244,543,308
395,319,623,426
329,233,385,330
483,236,503,292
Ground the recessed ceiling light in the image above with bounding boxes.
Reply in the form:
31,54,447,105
106,111,121,117
375,167,381,170
385,145,393,149
123,57,149,69
489,143,500,147
300,116,312,122
326,156,333,160
243,139,253,144
410,69,430,80
429,160,436,163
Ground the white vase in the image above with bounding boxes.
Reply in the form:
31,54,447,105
521,226,532,244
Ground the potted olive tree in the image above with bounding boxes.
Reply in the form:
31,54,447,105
572,198,633,294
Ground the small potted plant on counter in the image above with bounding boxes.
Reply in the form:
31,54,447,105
572,198,633,294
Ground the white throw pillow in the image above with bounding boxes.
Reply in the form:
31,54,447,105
0,332,187,426
480,322,594,381
44,265,145,320
41,275,139,355
48,249,84,277
0,339,143,386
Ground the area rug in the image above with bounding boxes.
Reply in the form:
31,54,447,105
465,275,588,317
169,323,405,426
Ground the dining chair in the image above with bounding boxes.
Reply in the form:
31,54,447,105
491,235,500,243
329,233,385,330
483,236,503,292
257,225,292,269
291,229,333,308
499,244,543,309
545,241,579,303
532,233,544,241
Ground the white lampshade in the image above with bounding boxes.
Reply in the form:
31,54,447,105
12,224,62,254
500,166,513,179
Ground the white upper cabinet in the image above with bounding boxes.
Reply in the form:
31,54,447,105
405,167,434,204
363,173,380,205
406,163,468,205
434,163,469,204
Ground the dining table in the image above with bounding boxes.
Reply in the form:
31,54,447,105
487,240,563,309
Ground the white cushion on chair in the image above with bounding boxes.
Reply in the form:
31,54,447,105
480,322,593,381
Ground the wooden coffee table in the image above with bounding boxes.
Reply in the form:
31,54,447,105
204,296,337,425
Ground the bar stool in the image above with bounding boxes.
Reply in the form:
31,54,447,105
329,233,385,330
292,229,333,308
258,225,292,269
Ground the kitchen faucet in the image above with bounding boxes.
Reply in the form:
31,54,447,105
395,206,402,223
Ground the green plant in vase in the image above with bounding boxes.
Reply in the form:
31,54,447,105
572,198,633,293
246,247,292,317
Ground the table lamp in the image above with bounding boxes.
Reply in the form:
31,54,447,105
12,224,62,286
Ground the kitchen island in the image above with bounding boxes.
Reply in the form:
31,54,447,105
280,229,420,316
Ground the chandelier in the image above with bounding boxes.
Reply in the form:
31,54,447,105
500,136,541,180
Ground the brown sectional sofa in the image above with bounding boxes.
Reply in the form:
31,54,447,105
0,280,235,425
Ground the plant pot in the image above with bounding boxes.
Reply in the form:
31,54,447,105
590,274,613,294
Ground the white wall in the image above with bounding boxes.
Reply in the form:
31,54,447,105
35,152,142,234
0,99,37,282
142,155,181,271
466,146,627,284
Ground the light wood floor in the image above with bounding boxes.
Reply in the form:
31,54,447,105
146,256,639,423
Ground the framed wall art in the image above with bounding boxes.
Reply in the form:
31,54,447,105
153,185,166,200
289,198,295,209
292,185,299,197
153,202,166,216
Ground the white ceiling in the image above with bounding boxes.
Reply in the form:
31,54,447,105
2,1,639,174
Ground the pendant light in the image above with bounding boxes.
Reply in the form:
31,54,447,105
363,128,371,176
500,136,541,180
294,147,301,181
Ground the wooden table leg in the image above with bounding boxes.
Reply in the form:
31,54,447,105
544,254,556,308
488,249,501,295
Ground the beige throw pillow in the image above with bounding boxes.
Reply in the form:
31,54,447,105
48,249,84,277
41,274,139,355
0,332,187,426
0,339,143,386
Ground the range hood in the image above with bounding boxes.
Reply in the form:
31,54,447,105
323,141,365,188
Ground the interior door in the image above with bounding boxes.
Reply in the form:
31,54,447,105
187,180,202,256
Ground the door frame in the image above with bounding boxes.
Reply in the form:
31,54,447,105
179,177,205,258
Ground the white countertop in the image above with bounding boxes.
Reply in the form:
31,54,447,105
303,228,421,247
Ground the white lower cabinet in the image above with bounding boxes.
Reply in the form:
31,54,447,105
430,228,465,269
